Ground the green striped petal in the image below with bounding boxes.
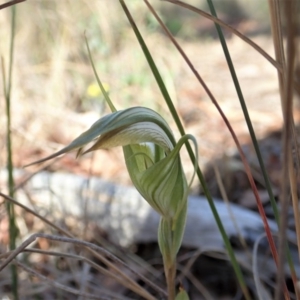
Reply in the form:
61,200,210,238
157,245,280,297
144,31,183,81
25,107,175,167
125,134,196,220
83,121,173,154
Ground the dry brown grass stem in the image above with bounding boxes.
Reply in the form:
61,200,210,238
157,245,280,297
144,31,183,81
213,163,251,260
3,247,119,278
176,259,215,300
0,232,156,299
0,0,25,10
13,159,61,192
23,248,136,295
267,0,298,299
0,192,166,299
163,0,281,71
16,260,107,299
267,0,286,104
0,239,138,299
266,0,300,299
164,0,300,96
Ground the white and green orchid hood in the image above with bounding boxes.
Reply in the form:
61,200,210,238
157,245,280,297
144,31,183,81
26,106,197,264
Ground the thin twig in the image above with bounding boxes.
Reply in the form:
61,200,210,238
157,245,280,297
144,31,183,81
0,0,25,10
275,1,298,299
163,0,300,95
0,233,156,300
22,248,132,290
162,0,281,71
0,248,133,299
252,233,272,300
15,261,107,300
213,163,250,259
0,192,165,299
14,157,61,192
177,261,215,300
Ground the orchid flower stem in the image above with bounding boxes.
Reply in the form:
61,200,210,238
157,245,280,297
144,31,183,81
160,217,177,299
165,261,176,300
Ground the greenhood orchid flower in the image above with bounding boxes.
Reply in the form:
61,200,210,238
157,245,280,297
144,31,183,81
26,106,195,220
26,105,198,289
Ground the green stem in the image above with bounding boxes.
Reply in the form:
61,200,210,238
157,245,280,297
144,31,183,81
4,5,18,299
165,263,176,300
159,217,177,299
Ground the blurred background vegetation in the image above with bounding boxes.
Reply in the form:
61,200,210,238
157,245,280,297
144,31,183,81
0,0,278,177
0,0,271,109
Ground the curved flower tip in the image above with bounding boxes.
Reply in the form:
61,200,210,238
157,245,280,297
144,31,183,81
24,106,176,167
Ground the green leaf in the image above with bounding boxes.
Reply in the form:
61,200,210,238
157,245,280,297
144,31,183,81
175,287,190,300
